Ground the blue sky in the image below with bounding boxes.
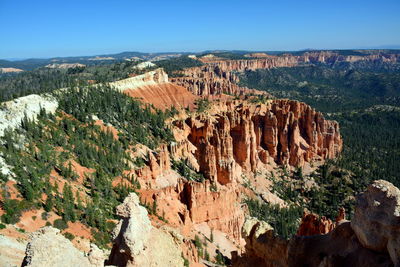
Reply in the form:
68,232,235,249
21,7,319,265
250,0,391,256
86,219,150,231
1,0,399,58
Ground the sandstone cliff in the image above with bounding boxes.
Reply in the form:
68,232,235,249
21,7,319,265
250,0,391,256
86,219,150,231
172,51,400,97
232,217,288,267
109,68,168,91
130,97,342,261
175,99,341,186
124,83,198,110
199,51,400,68
171,65,263,96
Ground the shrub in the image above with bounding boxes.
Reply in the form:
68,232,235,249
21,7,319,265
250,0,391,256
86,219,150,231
63,232,75,241
53,219,68,230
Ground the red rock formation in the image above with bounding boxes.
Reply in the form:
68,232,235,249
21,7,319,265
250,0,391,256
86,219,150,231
124,83,198,110
199,51,400,68
171,65,262,96
173,51,399,98
335,207,346,223
138,179,245,248
175,100,342,184
296,211,335,236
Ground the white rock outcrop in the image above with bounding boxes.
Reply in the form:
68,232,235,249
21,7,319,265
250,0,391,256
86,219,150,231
0,94,58,137
45,63,86,69
111,193,152,257
351,179,400,266
107,192,184,267
0,234,27,267
109,68,168,91
0,67,24,73
22,227,104,267
133,61,156,70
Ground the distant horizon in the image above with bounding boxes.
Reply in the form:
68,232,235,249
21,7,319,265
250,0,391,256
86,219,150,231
2,46,400,61
1,0,399,59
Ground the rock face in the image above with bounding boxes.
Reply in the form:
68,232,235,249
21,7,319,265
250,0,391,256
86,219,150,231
288,221,392,267
351,180,400,266
199,51,400,68
0,67,24,73
0,234,27,267
22,227,104,267
173,51,400,97
107,193,184,267
45,63,86,69
110,68,168,91
180,180,245,242
133,61,156,70
139,179,245,245
0,94,58,137
232,217,288,267
296,211,335,236
109,193,152,264
235,219,392,267
296,208,347,236
171,65,262,96
176,99,342,185
236,180,400,267
124,83,198,110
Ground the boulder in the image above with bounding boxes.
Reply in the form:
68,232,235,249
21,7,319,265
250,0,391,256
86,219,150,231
288,221,392,267
108,193,152,265
107,192,184,267
351,180,400,266
232,217,288,267
22,227,104,267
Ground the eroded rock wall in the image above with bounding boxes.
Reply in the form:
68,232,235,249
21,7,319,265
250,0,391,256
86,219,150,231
176,100,342,185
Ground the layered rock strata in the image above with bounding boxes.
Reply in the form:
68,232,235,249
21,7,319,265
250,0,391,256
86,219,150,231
200,51,400,68
171,65,263,96
175,99,342,185
173,51,400,97
110,68,168,91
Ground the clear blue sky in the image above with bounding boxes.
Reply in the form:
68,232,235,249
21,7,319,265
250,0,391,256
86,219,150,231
1,0,399,59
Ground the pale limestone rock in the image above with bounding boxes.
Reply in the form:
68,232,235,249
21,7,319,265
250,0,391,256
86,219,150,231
133,61,155,70
0,94,58,137
351,179,400,266
45,63,86,69
109,68,168,91
112,193,152,258
0,234,27,267
0,94,58,177
22,227,103,267
108,193,184,267
0,67,23,73
87,243,107,266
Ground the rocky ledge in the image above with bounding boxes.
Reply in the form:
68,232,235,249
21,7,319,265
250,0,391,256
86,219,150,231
234,179,400,267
